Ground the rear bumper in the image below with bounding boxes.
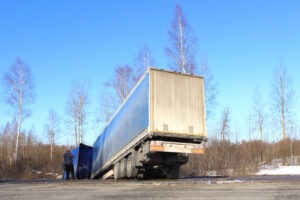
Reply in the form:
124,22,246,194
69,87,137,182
149,131,207,143
149,140,204,155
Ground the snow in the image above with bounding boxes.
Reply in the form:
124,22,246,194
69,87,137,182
256,166,300,175
216,180,243,184
32,170,42,174
56,175,63,179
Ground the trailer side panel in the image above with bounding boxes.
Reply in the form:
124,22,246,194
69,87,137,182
91,73,150,178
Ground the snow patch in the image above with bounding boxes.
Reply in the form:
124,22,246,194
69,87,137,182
216,180,243,184
56,175,63,179
32,170,42,174
256,166,300,175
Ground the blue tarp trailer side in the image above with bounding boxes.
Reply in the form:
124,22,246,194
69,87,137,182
91,72,150,178
71,143,93,179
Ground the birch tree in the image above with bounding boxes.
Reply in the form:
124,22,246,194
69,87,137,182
106,65,134,104
166,4,218,119
253,87,265,142
45,108,60,161
220,107,230,141
100,93,116,124
3,58,35,161
66,81,90,145
1,122,13,167
101,46,155,126
200,56,218,119
272,62,295,140
133,45,155,83
166,4,197,74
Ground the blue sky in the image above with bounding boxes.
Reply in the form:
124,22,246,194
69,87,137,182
0,0,299,145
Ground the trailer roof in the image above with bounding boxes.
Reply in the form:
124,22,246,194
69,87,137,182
149,68,204,79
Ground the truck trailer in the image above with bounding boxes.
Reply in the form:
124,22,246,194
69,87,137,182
71,143,93,179
91,68,207,180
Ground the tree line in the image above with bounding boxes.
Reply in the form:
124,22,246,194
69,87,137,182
0,4,299,179
0,121,69,179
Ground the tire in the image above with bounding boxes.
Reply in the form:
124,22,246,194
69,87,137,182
113,162,121,180
126,154,138,178
119,158,127,178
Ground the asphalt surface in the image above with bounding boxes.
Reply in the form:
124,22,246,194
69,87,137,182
1,176,300,200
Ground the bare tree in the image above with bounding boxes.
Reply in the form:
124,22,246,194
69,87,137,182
66,81,90,146
106,65,134,103
220,107,230,141
246,110,254,141
200,56,218,119
165,4,197,74
45,108,60,161
102,65,134,127
253,87,265,142
3,58,35,161
165,4,219,120
272,62,295,140
100,93,116,124
133,45,155,83
101,47,154,128
1,122,13,166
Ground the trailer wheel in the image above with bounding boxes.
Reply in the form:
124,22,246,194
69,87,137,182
126,154,138,178
119,158,127,178
113,162,121,180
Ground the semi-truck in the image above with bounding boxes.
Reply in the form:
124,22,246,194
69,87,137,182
91,68,207,180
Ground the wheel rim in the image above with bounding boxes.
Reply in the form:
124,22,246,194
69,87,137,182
126,154,138,178
126,156,133,178
113,162,120,180
120,158,127,178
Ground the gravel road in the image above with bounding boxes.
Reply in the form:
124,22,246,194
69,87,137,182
1,176,300,200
